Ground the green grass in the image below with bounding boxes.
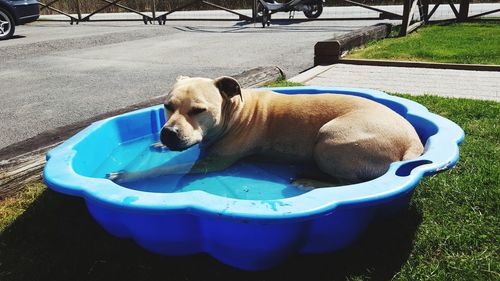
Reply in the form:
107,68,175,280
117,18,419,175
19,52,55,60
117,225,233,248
266,79,305,88
0,95,499,281
348,21,500,65
0,183,45,232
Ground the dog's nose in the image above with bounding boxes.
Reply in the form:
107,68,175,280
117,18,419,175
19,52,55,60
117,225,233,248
160,127,182,150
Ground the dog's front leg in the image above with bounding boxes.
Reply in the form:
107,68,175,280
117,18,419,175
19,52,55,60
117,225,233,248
106,155,238,184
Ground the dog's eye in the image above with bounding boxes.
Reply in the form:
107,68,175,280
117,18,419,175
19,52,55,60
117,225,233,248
164,103,175,112
188,107,207,116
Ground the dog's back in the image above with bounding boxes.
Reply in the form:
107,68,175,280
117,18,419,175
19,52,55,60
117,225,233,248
239,90,423,171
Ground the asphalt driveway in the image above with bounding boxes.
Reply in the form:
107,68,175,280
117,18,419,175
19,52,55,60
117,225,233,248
0,18,383,149
1,2,498,151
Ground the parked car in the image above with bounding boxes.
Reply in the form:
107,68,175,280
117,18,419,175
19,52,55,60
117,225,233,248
0,0,39,40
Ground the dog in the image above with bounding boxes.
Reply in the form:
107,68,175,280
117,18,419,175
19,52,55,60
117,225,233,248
107,76,424,186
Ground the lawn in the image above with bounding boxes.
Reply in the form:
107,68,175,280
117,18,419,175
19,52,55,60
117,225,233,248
0,94,499,281
348,21,500,65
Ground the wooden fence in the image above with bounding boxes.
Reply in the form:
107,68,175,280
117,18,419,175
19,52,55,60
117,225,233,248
38,0,499,35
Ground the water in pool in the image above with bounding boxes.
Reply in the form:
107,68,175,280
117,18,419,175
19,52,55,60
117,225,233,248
92,134,317,200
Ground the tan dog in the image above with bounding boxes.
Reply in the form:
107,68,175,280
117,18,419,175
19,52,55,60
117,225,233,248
108,76,423,185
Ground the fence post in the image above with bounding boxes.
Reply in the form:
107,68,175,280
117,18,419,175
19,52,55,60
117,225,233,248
458,0,470,21
420,0,429,22
400,0,411,36
253,0,257,22
76,0,82,22
152,0,156,23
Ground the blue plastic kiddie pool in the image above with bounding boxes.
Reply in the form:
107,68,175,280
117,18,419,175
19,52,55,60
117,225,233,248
44,87,464,270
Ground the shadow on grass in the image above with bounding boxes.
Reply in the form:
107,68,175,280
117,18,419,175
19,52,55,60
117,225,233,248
0,189,422,281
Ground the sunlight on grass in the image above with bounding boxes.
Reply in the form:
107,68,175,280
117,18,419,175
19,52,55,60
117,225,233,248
392,95,500,280
266,79,305,87
0,95,498,280
0,182,46,232
348,21,500,65
269,80,305,87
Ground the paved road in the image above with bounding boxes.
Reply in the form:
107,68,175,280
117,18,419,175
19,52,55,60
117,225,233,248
1,3,498,150
0,19,388,150
290,64,500,101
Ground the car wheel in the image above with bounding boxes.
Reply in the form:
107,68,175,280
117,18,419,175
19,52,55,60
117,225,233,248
0,8,15,40
303,2,323,19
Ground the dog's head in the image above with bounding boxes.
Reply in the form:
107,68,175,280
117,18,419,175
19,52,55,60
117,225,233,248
160,76,242,151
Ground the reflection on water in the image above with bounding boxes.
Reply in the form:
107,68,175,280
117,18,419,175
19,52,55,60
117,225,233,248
93,135,314,200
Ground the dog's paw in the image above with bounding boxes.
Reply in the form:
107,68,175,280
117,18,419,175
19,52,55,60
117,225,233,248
291,179,317,191
150,142,167,151
106,171,125,182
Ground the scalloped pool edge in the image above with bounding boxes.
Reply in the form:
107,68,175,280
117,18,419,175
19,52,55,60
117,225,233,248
43,87,464,270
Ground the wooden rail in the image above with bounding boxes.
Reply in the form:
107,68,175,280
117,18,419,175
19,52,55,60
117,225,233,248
38,1,498,36
314,23,392,65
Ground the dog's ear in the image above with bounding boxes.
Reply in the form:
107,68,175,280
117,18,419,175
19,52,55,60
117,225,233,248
214,76,243,102
176,75,190,81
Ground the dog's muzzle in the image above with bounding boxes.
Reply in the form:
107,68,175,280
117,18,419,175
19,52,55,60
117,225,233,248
160,127,184,151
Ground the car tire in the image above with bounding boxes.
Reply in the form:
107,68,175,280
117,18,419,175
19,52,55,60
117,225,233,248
303,2,323,19
0,8,15,40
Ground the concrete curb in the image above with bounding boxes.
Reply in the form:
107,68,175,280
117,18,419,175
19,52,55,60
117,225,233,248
338,58,500,72
288,65,336,84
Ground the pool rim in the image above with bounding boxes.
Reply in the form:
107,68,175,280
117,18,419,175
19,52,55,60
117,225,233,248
44,87,464,222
